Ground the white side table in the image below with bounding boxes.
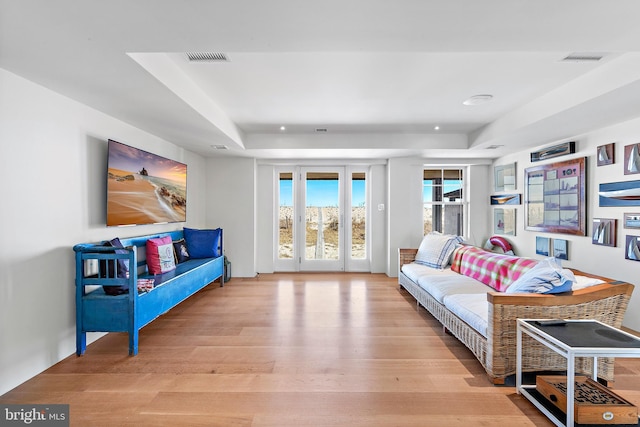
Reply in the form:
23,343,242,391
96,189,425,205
516,319,640,427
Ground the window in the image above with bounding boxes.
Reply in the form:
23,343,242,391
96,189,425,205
278,172,294,259
423,168,465,235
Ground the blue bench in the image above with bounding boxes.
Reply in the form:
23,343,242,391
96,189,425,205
73,230,224,356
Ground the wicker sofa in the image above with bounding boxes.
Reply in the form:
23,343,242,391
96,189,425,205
398,244,634,385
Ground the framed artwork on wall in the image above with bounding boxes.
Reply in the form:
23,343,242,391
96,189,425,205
490,193,521,205
553,238,568,260
624,143,640,175
596,143,614,166
494,208,516,236
536,236,550,256
599,180,640,207
623,213,640,229
592,218,616,247
625,235,640,261
530,141,575,162
524,157,586,235
494,162,516,192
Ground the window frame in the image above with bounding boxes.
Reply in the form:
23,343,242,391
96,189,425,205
422,167,467,236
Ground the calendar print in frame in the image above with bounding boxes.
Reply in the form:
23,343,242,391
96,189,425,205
524,157,586,236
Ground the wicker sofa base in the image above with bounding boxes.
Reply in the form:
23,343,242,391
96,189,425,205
398,257,634,385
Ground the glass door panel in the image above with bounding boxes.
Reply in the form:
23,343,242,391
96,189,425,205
278,172,294,260
300,168,343,271
350,172,366,260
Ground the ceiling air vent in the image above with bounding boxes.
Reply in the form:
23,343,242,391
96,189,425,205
315,128,328,133
187,52,229,62
210,145,228,150
485,145,504,150
562,53,604,62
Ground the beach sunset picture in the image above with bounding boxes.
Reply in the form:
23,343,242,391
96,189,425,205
107,140,187,226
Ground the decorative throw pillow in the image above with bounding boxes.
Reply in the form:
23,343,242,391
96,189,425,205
414,232,465,269
146,236,177,275
506,257,575,294
172,238,191,264
183,227,222,259
101,237,130,295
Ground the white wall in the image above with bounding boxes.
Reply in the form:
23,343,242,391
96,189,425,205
0,68,208,395
387,157,492,276
492,117,640,331
205,157,257,278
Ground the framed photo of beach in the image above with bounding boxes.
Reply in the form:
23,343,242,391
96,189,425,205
592,218,616,247
106,139,187,227
494,162,516,192
623,213,640,229
624,143,640,175
524,157,586,236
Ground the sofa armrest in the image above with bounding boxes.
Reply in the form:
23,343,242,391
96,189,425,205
398,248,418,270
485,280,634,383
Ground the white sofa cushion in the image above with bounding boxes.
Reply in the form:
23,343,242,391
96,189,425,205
443,293,489,338
401,263,458,284
416,270,490,304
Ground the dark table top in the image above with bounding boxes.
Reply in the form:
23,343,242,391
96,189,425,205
523,320,640,349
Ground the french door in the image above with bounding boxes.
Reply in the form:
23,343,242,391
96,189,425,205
275,166,369,272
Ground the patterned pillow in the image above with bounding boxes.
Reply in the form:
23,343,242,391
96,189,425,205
451,245,537,292
414,232,465,269
146,236,177,275
172,238,191,264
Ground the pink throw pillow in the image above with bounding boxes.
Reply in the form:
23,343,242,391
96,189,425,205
146,236,176,275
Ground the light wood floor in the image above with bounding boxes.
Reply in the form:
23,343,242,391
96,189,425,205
2,273,640,426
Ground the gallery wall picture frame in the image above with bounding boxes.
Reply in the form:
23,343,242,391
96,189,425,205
530,141,576,162
490,193,521,205
494,162,516,192
536,236,550,256
624,143,640,175
592,218,616,247
494,208,516,236
553,238,568,260
599,180,640,207
597,143,614,166
625,235,640,261
524,157,586,236
623,213,640,229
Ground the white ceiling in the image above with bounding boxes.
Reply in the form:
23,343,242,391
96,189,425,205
3,0,640,160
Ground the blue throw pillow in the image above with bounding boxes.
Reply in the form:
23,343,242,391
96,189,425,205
183,227,222,259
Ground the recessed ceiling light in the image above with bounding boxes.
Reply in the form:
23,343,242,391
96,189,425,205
280,126,286,131
210,145,228,150
434,125,440,131
463,94,493,106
